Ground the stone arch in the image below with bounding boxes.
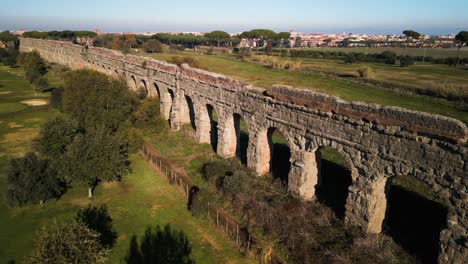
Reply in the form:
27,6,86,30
255,126,292,182
183,95,196,130
129,75,137,91
206,104,219,152
140,79,148,97
114,69,119,76
152,82,161,98
383,174,448,263
313,145,354,218
230,113,249,164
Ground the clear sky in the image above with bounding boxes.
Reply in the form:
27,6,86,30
1,0,467,34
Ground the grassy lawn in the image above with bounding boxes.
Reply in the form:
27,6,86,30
0,65,254,263
298,46,468,58
299,58,468,93
138,51,468,124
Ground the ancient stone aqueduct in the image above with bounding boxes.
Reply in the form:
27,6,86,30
20,38,467,262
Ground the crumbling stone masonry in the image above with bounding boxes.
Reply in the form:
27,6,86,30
20,38,467,263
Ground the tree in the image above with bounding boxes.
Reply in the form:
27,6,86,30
204,31,230,54
5,152,65,207
124,34,137,49
403,30,421,40
323,38,333,46
27,221,108,264
60,127,130,198
402,30,421,55
76,205,118,248
34,115,80,160
142,39,163,53
125,225,193,264
62,70,136,131
455,31,468,67
0,31,18,48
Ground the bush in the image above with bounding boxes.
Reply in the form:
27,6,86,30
399,55,414,67
134,98,161,124
135,86,148,100
32,76,49,93
50,87,64,109
190,189,217,218
380,51,397,65
222,170,249,196
203,159,229,186
357,66,376,79
169,56,203,69
2,49,18,67
237,49,252,60
76,205,118,248
344,53,357,64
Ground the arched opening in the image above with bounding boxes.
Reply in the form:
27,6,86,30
140,79,148,98
233,114,249,165
153,83,160,98
130,76,137,91
268,128,291,185
207,104,218,152
384,175,447,264
166,89,175,124
184,95,196,130
114,69,119,76
314,146,352,218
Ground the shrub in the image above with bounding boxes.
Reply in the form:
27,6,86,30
237,49,252,60
169,56,203,69
76,205,118,248
136,86,148,99
222,170,249,196
203,159,229,186
32,76,49,93
380,51,397,65
50,87,64,109
357,66,376,79
343,53,357,64
285,60,302,71
399,55,414,67
190,189,217,218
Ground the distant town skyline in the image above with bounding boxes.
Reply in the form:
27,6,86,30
1,0,467,35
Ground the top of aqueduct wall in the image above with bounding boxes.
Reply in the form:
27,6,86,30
20,37,467,143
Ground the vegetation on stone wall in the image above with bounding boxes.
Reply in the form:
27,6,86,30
191,158,413,263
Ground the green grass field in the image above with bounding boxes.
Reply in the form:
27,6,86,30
0,65,254,263
138,51,468,124
296,46,468,58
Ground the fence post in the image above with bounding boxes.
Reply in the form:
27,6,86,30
216,209,219,227
225,218,228,234
236,225,239,245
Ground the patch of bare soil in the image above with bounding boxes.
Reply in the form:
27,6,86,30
21,99,48,106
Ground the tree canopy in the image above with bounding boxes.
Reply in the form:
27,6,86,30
0,31,18,48
27,221,108,264
403,30,421,39
62,70,137,131
34,115,80,160
5,152,65,207
60,127,129,197
204,30,231,47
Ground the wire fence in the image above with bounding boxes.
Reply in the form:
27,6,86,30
140,142,286,264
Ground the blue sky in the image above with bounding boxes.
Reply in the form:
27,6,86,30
1,0,467,34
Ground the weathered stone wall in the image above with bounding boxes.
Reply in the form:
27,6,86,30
20,37,467,263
